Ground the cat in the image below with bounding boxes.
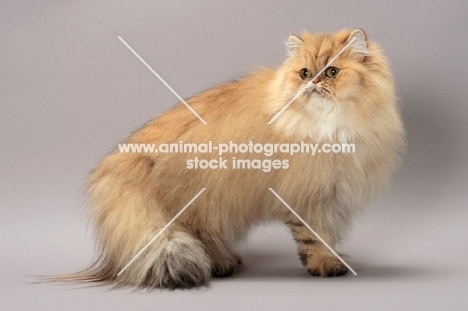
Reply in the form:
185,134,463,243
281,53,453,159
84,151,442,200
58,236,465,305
56,28,404,289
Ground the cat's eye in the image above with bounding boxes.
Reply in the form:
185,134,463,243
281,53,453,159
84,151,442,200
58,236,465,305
325,67,340,79
299,68,311,80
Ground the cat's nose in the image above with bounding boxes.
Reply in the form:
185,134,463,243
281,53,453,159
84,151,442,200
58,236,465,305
313,76,322,84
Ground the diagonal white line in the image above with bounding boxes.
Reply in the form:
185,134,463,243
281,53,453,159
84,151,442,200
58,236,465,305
118,36,207,124
268,37,356,124
309,37,357,87
268,188,357,276
117,188,207,277
267,87,308,125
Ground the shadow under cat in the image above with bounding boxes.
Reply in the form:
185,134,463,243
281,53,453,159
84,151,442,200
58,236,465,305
223,253,441,283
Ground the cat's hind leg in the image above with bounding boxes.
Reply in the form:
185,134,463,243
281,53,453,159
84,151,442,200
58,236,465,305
83,154,212,289
194,229,242,278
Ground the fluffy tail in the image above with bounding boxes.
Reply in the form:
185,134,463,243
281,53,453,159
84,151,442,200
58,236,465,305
47,154,212,289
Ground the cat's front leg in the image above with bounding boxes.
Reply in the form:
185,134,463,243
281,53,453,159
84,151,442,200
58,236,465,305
285,219,348,277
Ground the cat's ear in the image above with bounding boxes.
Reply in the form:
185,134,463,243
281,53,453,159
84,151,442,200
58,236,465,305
348,29,368,59
285,35,304,57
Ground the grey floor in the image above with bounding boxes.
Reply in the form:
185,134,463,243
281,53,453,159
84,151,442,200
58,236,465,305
2,186,468,310
2,1,468,310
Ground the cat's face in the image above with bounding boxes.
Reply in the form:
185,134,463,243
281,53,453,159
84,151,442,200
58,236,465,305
282,29,390,112
272,29,395,140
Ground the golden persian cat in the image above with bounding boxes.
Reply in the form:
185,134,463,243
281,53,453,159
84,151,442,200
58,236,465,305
58,28,404,289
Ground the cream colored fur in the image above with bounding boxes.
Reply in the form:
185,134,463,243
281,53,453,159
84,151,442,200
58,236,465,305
57,29,404,289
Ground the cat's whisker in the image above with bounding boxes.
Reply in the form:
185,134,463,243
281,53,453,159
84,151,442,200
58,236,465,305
328,92,340,105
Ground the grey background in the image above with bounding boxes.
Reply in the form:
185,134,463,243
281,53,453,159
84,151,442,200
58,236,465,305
2,0,468,310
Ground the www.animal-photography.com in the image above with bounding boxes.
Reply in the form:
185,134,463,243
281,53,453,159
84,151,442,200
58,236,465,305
2,1,467,310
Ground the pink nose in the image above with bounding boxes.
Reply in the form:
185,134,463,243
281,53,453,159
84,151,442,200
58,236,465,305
313,76,322,84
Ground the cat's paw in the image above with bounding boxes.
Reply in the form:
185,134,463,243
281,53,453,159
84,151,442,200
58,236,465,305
211,264,234,278
307,257,348,277
211,252,243,277
233,252,243,265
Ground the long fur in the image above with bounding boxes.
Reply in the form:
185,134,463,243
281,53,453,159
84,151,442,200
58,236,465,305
52,29,404,289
